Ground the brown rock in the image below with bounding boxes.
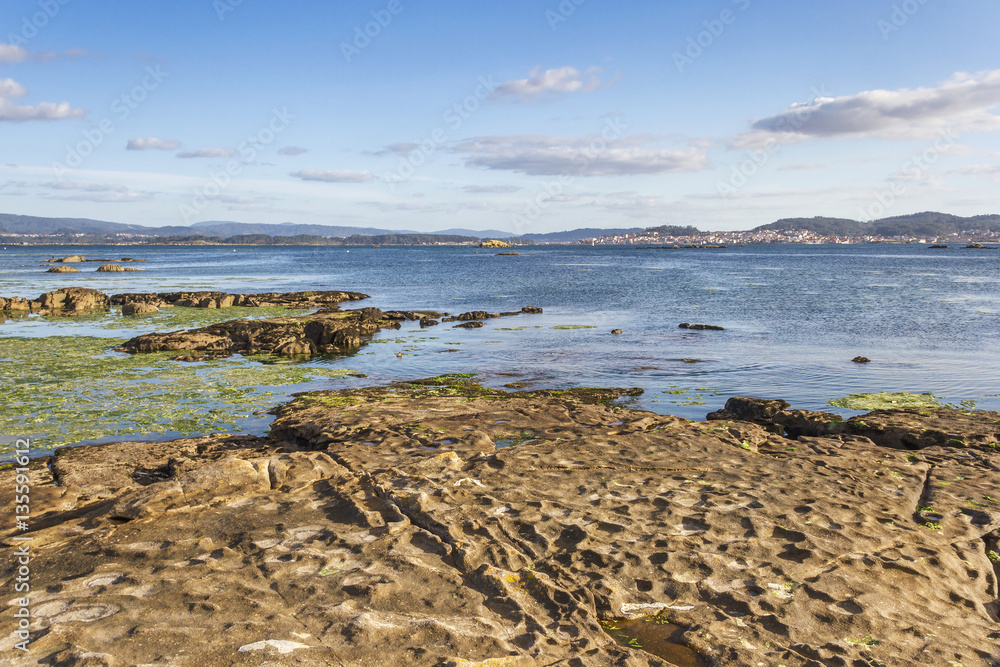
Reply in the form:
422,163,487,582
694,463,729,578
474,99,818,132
3,384,996,666
97,264,125,272
38,287,110,312
121,303,159,316
46,266,81,273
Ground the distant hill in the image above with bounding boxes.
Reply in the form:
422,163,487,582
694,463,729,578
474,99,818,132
190,221,418,238
2,211,998,244
755,212,1000,236
523,227,645,243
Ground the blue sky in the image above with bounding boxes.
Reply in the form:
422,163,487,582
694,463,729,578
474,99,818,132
2,0,999,233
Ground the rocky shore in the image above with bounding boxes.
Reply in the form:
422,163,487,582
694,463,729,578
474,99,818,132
2,380,997,666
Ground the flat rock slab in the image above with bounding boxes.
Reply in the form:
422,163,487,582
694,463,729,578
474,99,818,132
2,382,998,666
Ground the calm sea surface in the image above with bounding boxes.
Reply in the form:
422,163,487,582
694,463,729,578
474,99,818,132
2,243,998,454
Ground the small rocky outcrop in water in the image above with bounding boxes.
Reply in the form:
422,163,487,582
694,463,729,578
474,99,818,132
852,355,871,363
96,264,125,272
1,380,997,666
118,307,395,358
45,266,81,273
110,289,370,310
679,323,725,331
478,239,511,248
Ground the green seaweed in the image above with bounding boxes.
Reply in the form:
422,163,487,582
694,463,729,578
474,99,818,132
550,325,597,330
0,336,351,455
828,392,944,411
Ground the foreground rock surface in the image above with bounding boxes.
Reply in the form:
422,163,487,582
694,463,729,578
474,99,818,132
2,382,998,666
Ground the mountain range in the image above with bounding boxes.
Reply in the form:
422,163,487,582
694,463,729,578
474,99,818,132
1,212,997,244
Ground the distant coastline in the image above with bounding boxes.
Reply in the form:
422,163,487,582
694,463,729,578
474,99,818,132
2,210,998,246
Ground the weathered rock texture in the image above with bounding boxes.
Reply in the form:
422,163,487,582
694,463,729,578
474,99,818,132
118,307,398,358
0,289,368,315
2,382,998,666
110,290,370,310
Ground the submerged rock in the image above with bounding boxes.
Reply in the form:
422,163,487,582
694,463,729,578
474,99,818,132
679,323,725,331
1,381,997,666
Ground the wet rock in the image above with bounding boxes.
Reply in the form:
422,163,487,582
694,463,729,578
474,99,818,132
97,264,125,272
121,303,160,316
852,356,872,363
46,266,81,273
928,245,948,249
454,321,484,329
49,255,86,263
38,287,110,313
707,396,790,423
521,306,543,314
419,318,439,328
611,329,623,335
110,290,370,309
119,308,394,358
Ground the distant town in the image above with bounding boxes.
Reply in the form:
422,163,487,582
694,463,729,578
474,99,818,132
579,227,1000,246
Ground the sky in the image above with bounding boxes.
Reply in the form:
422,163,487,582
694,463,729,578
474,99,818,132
1,0,999,234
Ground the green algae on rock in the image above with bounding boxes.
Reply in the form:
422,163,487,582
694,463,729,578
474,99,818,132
0,336,351,455
828,391,945,411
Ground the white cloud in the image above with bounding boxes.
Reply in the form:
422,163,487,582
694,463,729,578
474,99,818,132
278,146,309,156
0,78,84,122
463,185,522,194
176,148,237,159
455,134,710,176
374,142,420,157
0,45,26,63
490,66,612,102
290,169,374,183
41,181,153,202
949,164,1000,181
44,181,128,193
127,137,181,151
739,69,1000,146
128,137,181,151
